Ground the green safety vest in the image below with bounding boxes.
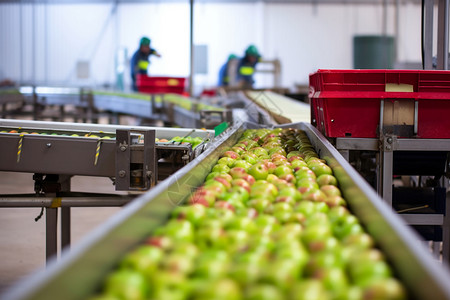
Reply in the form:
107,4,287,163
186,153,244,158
138,60,149,71
239,66,255,76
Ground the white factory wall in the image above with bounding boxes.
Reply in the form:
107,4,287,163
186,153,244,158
0,2,422,92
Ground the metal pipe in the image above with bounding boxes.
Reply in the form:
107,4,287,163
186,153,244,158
394,0,399,63
0,196,133,207
46,208,58,263
423,0,434,69
20,1,23,85
437,0,449,69
32,2,36,85
382,0,387,36
45,1,48,84
189,0,194,97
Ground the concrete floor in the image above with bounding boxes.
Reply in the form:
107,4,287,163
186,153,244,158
0,171,125,295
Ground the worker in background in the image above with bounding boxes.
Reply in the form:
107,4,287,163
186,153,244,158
236,45,261,89
218,54,238,87
130,36,161,91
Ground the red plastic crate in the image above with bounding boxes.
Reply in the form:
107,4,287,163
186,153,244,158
309,69,450,138
136,75,186,94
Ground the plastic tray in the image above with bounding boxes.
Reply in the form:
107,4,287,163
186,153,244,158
309,69,450,138
136,75,186,94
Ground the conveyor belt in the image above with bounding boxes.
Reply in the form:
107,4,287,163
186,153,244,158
0,119,214,190
4,121,450,300
4,87,229,129
245,90,311,123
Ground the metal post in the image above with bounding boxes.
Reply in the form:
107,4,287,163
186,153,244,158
394,0,399,63
423,0,434,70
61,207,71,250
437,0,449,69
45,207,58,263
382,0,387,36
59,175,71,251
443,191,450,262
338,149,350,162
381,141,394,205
189,0,194,97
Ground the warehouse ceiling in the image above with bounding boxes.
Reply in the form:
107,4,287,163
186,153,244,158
1,0,422,4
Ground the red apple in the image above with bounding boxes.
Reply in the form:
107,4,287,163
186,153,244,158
229,167,247,179
316,174,338,187
231,178,251,193
320,185,342,197
241,174,256,185
215,200,235,212
221,150,240,159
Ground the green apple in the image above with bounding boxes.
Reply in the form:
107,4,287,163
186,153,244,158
309,162,333,177
302,224,333,248
295,200,316,217
320,185,341,197
350,260,393,287
193,278,242,300
254,214,280,235
217,157,235,167
248,162,269,180
361,278,407,300
162,253,194,275
278,186,302,202
272,223,303,241
172,204,207,227
248,197,273,213
226,185,250,203
231,178,251,193
305,250,345,276
251,147,269,157
212,164,230,174
263,258,302,291
289,280,329,300
342,232,374,250
241,152,258,165
221,150,240,159
313,267,349,294
104,270,148,300
119,245,163,279
232,159,253,171
225,216,257,232
162,219,195,243
250,180,278,199
316,174,338,187
229,167,248,179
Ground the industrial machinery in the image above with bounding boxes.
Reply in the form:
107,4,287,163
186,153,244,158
0,86,231,129
0,118,214,260
2,121,450,300
309,69,450,262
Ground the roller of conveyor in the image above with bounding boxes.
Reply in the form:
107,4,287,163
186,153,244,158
3,121,450,300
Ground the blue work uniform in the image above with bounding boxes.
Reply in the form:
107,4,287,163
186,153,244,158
130,48,158,91
218,61,231,86
236,55,261,88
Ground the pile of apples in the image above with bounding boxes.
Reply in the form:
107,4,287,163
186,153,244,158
91,128,406,300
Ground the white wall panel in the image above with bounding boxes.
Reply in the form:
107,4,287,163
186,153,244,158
0,4,21,81
0,2,423,91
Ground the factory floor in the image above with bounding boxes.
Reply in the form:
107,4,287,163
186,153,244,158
0,171,126,295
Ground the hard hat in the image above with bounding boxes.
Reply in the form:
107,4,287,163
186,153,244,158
228,54,238,60
140,37,151,46
245,45,260,57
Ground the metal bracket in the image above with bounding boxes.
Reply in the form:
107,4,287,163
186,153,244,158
115,129,156,191
381,134,398,152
